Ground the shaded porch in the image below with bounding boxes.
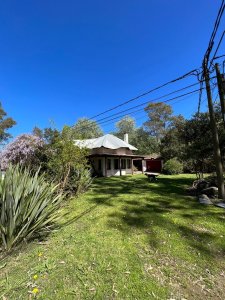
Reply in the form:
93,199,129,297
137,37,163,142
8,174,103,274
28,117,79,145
89,154,145,177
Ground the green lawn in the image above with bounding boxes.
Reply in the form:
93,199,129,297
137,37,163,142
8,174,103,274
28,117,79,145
1,174,225,299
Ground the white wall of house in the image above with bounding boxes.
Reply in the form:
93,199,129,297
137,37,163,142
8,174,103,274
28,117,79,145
142,160,147,172
105,157,132,177
91,157,132,177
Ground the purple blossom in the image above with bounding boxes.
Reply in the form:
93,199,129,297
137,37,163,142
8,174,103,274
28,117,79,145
0,134,44,169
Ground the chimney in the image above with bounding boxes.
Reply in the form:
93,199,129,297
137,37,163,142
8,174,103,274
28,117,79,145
124,133,128,143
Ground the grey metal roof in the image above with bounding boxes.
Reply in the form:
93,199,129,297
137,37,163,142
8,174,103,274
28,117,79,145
74,134,138,151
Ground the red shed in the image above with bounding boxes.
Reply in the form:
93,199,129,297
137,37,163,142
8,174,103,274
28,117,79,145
144,154,163,173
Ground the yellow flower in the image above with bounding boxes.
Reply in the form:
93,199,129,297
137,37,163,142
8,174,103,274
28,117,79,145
33,274,38,280
38,252,43,257
32,287,39,294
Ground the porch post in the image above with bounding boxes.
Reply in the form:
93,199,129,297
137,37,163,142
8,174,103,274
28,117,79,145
131,159,134,175
142,159,144,174
119,157,122,176
105,156,107,177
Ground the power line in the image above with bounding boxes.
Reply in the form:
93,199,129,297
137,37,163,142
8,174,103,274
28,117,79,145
195,0,224,114
201,0,225,199
76,77,215,130
214,54,225,60
204,0,225,64
101,89,200,128
199,2,225,113
87,12,223,126
89,68,200,120
94,81,202,123
97,88,202,126
199,1,225,114
74,76,216,132
211,30,225,62
199,1,224,114
75,87,204,134
74,2,224,134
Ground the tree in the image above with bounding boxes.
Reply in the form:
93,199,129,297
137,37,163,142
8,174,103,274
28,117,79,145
32,126,60,144
46,126,90,193
130,127,159,155
116,115,136,134
72,118,103,139
32,126,43,138
144,102,173,141
160,112,219,175
0,102,16,144
112,115,159,154
0,134,44,170
161,110,225,176
180,112,215,176
160,115,186,162
113,115,136,142
112,115,135,142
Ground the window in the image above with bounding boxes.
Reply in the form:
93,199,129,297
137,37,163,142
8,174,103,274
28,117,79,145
121,159,126,169
114,159,119,169
98,159,102,171
107,159,111,170
127,159,131,169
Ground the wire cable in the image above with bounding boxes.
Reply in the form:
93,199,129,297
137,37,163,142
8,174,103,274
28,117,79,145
211,30,225,62
101,89,200,128
204,0,225,65
95,81,201,123
89,68,199,120
75,88,204,133
97,88,202,126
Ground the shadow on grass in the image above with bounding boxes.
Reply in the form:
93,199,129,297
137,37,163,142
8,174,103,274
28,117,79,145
88,175,225,258
61,204,99,227
91,176,194,199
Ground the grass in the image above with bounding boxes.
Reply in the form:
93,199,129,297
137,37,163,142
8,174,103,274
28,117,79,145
1,174,225,299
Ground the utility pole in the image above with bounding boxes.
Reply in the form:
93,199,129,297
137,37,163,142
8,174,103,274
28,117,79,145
203,59,225,200
215,63,225,127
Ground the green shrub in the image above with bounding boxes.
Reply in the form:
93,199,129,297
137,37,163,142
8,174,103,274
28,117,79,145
163,158,183,175
73,168,93,196
0,165,64,251
44,126,91,194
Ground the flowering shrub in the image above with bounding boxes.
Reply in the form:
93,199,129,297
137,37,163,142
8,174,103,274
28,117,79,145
0,130,92,197
0,134,44,170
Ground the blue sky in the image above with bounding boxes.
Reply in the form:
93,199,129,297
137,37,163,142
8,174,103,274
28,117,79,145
0,0,224,136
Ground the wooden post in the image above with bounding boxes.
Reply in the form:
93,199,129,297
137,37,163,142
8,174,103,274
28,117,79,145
203,60,225,200
131,159,134,175
142,159,144,174
105,156,107,177
119,157,122,176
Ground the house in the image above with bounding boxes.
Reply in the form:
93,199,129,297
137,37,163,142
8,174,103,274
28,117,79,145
143,154,163,172
134,154,162,173
75,134,144,177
